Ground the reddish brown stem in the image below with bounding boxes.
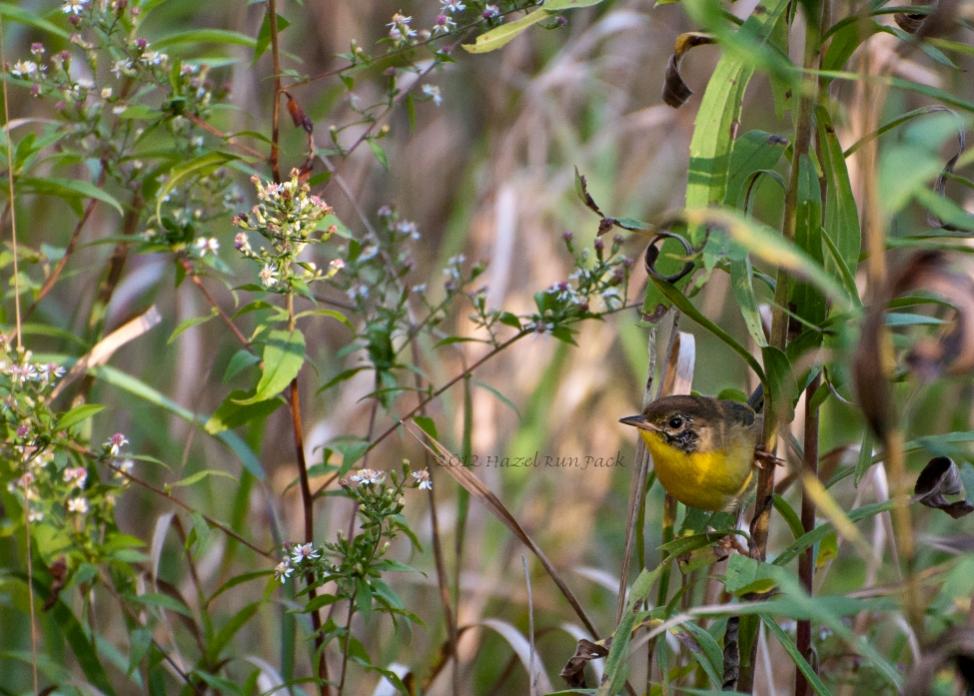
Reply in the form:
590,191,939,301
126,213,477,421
796,375,821,696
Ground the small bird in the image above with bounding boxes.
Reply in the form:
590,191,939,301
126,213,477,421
620,395,766,512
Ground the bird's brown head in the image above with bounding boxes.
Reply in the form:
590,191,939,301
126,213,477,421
619,395,722,453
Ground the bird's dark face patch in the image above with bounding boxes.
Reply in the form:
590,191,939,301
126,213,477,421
656,412,699,453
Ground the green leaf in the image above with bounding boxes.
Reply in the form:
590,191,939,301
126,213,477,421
86,363,265,480
651,278,765,381
0,3,69,38
730,256,768,348
790,154,826,329
724,554,785,595
598,567,660,695
462,8,551,54
724,130,788,209
167,310,217,344
56,403,105,431
222,349,260,383
255,13,290,60
294,307,351,327
154,152,240,223
761,617,830,696
19,176,124,216
233,329,305,405
205,391,282,434
543,0,605,8
170,468,237,488
414,415,439,439
127,592,193,618
153,29,257,50
367,138,389,170
685,207,852,309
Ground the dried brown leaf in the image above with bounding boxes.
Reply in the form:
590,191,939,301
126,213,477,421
662,32,716,108
913,456,974,519
559,638,609,688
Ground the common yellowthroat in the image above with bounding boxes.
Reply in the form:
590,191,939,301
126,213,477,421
620,395,764,511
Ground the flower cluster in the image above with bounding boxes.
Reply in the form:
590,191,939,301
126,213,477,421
233,170,338,293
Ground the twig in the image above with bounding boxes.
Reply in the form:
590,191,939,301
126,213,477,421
796,374,821,696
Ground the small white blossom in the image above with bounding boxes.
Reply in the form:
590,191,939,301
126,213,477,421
421,84,442,107
101,87,113,99
483,4,501,19
274,560,293,583
291,543,321,564
105,432,128,456
62,0,89,15
63,466,88,487
349,468,385,486
440,0,466,12
10,61,38,78
411,469,432,490
67,497,88,515
28,509,44,523
194,237,220,256
432,14,457,35
259,264,277,287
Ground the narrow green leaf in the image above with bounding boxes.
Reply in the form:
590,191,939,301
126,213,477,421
0,3,69,38
167,310,217,345
462,8,550,54
19,176,124,216
761,617,830,696
153,29,257,50
543,0,604,7
169,468,237,488
127,592,193,618
56,403,105,431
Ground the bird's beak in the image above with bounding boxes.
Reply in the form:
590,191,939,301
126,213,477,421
619,414,659,432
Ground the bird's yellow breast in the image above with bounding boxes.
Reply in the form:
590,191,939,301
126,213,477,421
639,430,754,511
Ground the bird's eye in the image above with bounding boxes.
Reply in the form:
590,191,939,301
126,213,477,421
668,416,684,430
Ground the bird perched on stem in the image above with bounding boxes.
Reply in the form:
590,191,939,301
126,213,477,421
620,394,776,512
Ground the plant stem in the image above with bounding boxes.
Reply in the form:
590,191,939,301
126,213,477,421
795,374,821,696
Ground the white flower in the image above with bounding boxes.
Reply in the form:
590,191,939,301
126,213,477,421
105,432,129,456
349,468,385,486
101,87,113,99
259,264,277,288
411,469,432,490
421,84,442,107
111,58,133,79
10,61,38,78
291,543,321,564
440,0,466,12
274,561,293,584
432,14,457,35
194,237,220,256
67,497,88,515
62,0,89,15
63,466,88,487
483,4,501,19
28,509,44,523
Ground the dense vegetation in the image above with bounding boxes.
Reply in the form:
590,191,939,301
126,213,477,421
1,0,973,694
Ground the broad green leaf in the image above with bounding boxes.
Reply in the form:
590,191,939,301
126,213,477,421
724,554,785,595
205,391,283,434
462,8,550,54
234,329,305,405
19,176,124,216
56,403,105,431
222,349,260,383
724,130,788,209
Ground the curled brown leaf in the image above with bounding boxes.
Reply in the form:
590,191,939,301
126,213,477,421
913,456,974,519
559,637,609,687
662,32,716,109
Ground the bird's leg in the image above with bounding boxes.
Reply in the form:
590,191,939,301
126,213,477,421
754,447,784,470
